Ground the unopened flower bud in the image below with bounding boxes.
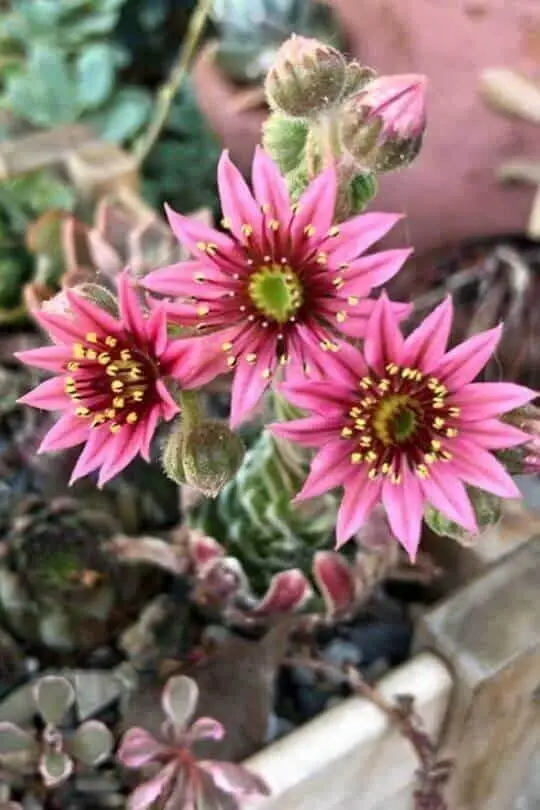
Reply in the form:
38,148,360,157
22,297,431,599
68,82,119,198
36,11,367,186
42,283,119,318
265,35,347,118
425,487,501,544
341,74,427,172
342,62,377,99
163,419,245,497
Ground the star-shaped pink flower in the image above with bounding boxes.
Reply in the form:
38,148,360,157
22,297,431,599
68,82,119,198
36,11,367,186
144,148,411,426
271,294,536,560
16,274,218,486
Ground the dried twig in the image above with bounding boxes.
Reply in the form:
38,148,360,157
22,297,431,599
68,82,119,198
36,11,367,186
133,0,214,166
283,655,453,810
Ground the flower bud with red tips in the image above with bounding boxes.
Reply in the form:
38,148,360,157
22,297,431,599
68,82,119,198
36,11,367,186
313,551,356,620
252,569,313,616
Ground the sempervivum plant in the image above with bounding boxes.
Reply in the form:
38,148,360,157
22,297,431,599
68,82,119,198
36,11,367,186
211,0,341,85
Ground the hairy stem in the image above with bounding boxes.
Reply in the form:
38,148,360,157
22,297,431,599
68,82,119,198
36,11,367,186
133,0,214,166
180,389,203,431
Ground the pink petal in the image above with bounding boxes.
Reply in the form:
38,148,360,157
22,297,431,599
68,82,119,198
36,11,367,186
450,438,522,498
33,309,85,344
117,273,146,342
171,335,228,390
459,418,531,449
64,288,120,337
217,151,262,242
294,441,352,501
402,297,453,371
117,728,168,769
156,379,180,421
139,408,160,462
268,413,344,447
420,466,478,534
69,427,111,484
165,204,238,262
188,718,225,742
291,166,338,243
97,425,144,487
252,569,313,615
143,260,208,296
251,145,290,217
279,380,352,415
323,213,403,265
363,292,405,375
229,338,277,428
198,762,270,798
38,414,90,453
18,377,69,411
343,248,413,297
435,325,502,390
145,304,169,356
313,551,356,619
128,762,177,810
336,470,382,547
449,382,537,420
15,345,72,372
381,468,424,561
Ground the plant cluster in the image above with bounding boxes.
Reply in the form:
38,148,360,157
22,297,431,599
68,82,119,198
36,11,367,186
8,28,540,810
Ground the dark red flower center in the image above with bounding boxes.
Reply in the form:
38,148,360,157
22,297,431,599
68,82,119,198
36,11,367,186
342,364,461,482
64,332,157,432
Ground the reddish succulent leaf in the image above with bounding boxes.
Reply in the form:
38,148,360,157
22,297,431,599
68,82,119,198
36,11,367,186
189,531,225,568
313,551,356,618
252,569,313,616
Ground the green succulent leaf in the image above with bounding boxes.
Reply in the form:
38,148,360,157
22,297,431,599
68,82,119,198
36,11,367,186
76,43,117,109
6,45,79,126
35,675,75,726
85,86,151,143
69,720,113,766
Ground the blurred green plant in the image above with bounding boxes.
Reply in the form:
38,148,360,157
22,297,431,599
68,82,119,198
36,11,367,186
211,0,341,84
0,169,76,323
142,80,220,215
0,0,152,143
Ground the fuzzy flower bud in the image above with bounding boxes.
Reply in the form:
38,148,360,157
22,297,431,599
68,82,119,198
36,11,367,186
425,487,502,544
163,419,245,497
341,74,427,172
265,35,347,118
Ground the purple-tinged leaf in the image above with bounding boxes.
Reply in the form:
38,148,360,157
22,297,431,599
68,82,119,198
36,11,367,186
39,750,74,787
34,676,75,727
162,676,199,730
128,761,177,810
189,718,226,742
313,551,356,619
117,727,169,769
252,569,313,616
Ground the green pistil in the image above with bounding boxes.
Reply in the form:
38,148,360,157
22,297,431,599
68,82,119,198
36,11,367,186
392,407,417,442
248,264,303,323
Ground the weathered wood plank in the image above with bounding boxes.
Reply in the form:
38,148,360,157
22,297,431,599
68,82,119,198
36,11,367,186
415,537,540,810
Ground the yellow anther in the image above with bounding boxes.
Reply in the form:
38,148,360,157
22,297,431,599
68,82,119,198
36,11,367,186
328,226,340,237
391,473,402,484
262,368,272,379
222,342,233,352
336,311,347,323
431,439,442,450
206,244,217,255
67,361,79,372
378,379,391,391
221,217,232,230
416,465,430,479
92,415,106,426
381,463,390,474
348,296,359,306
424,453,436,464
448,407,461,417
111,380,124,393
365,451,377,463
316,252,328,265
332,276,344,288
386,363,400,376
441,450,453,461
105,336,117,347
227,356,236,368
126,412,138,424
75,407,90,417
73,343,86,360
341,427,353,438
106,364,119,377
351,452,363,464
360,436,372,447
350,407,362,418
433,417,445,429
113,397,125,409
432,400,445,409
130,367,143,380
105,408,116,419
269,219,280,231
131,390,144,402
359,377,373,390
241,224,253,237
197,305,209,317
304,224,316,237
110,424,121,434
86,332,98,344
98,352,111,365
355,419,366,429
196,241,207,251
446,428,458,437
246,353,257,364
120,349,132,362
368,469,379,479
86,349,98,361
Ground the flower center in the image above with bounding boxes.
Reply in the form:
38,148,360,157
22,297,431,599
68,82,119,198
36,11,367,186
248,264,303,323
64,333,155,433
372,394,420,445
341,365,461,483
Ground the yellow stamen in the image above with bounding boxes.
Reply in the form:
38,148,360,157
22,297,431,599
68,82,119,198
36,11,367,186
126,412,138,424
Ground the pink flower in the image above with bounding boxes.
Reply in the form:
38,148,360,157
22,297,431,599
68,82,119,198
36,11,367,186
16,274,218,487
355,74,427,140
270,294,536,560
117,676,269,810
143,148,411,426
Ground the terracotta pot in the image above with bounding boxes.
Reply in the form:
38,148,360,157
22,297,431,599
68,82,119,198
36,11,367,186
193,2,539,256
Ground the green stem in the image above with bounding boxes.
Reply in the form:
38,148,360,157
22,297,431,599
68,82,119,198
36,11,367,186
133,0,214,167
180,389,203,431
